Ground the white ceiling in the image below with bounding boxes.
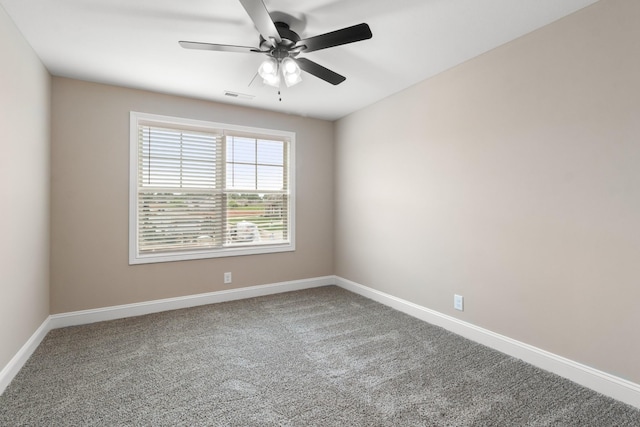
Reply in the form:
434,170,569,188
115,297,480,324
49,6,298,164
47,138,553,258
1,0,599,121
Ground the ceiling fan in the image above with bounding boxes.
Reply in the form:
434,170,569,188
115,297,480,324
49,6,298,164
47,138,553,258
179,0,373,88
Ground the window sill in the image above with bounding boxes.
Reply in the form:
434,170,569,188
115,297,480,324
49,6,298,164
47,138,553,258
129,242,295,265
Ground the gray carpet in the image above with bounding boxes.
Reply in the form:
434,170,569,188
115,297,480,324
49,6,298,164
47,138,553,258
1,286,639,426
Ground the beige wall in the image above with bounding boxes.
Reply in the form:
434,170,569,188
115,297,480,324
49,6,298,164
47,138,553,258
50,78,334,313
335,0,640,384
0,7,50,370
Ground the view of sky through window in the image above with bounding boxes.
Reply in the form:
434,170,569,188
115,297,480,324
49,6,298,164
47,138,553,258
226,137,284,191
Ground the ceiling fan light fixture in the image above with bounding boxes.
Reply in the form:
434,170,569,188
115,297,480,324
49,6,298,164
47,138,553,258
283,72,302,88
282,57,299,74
262,73,281,88
281,57,302,87
258,57,278,79
258,57,281,87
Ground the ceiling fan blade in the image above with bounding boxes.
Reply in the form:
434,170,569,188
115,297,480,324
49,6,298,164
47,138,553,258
238,0,282,47
295,23,372,53
295,58,346,85
179,41,263,54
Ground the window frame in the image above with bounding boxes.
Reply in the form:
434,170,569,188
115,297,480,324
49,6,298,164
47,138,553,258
129,111,295,265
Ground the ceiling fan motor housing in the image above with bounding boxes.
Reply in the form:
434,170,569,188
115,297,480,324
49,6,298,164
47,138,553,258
260,22,301,59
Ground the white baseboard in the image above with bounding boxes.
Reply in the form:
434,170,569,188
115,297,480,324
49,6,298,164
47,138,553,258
335,276,640,409
4,275,639,410
0,319,51,395
49,276,334,329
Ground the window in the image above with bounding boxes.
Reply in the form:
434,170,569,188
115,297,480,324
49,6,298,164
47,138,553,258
129,112,295,264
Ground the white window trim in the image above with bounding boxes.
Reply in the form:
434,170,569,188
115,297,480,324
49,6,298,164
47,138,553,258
129,111,296,265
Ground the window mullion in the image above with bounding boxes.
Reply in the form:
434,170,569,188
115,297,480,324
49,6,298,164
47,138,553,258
220,135,228,247
254,138,258,190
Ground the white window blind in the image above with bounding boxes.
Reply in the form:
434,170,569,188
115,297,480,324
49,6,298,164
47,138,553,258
138,126,224,254
130,112,294,264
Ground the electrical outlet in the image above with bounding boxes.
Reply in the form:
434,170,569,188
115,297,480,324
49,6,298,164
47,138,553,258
454,294,464,311
224,272,232,284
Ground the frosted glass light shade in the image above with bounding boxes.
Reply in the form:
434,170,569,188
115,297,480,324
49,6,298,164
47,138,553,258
258,58,280,87
281,57,302,88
